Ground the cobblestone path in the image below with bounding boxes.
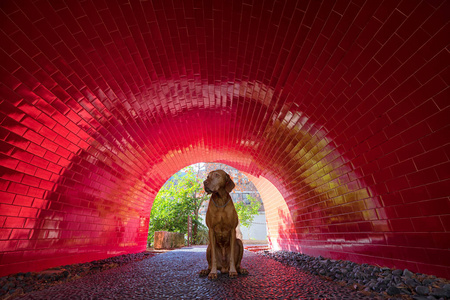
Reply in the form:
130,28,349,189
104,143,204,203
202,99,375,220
19,246,383,299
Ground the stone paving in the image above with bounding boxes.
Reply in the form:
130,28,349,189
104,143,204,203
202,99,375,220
17,246,385,299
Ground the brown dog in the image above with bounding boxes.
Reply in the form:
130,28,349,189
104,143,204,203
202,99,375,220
199,170,248,279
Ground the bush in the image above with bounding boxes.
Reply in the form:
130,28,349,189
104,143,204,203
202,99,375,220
148,167,208,247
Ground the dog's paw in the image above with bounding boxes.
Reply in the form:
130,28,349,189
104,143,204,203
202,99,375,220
208,272,218,280
228,271,238,278
239,268,249,275
199,269,210,277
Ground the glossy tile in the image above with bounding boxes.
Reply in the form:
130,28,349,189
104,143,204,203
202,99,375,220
0,0,449,279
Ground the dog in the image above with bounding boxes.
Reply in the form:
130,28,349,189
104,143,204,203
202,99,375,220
199,169,248,279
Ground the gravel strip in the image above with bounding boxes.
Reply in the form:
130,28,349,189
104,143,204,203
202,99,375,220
0,251,157,299
3,247,448,300
256,250,450,300
7,246,382,299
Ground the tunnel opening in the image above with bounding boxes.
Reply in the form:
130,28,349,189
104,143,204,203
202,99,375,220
147,162,269,248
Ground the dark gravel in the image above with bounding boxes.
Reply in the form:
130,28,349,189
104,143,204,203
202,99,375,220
257,250,450,300
3,247,449,300
9,246,381,299
0,251,156,299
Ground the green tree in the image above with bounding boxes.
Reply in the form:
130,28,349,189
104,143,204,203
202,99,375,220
148,167,208,246
234,195,261,228
148,165,263,246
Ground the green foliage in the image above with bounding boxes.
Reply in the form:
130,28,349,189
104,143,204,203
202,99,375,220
235,195,261,228
148,165,263,246
194,226,209,245
148,167,208,246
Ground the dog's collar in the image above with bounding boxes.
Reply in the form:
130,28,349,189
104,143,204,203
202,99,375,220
212,197,231,208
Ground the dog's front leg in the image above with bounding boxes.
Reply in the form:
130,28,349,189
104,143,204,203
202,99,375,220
208,228,218,280
229,228,238,278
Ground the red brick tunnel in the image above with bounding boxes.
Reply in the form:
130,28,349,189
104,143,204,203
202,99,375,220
0,1,449,278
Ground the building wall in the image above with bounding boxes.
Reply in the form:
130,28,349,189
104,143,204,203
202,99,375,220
239,213,268,241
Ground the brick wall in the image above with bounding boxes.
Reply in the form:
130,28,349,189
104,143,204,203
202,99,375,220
0,1,448,278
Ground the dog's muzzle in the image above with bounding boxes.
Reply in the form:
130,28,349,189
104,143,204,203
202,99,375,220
204,182,213,194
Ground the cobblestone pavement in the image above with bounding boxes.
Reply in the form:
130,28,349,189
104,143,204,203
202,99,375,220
18,246,385,299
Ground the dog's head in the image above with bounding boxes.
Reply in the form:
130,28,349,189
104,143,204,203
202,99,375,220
203,169,235,194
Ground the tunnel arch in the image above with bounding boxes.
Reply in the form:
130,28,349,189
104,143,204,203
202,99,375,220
0,1,449,278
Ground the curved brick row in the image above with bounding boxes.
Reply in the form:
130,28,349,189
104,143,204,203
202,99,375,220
0,1,449,278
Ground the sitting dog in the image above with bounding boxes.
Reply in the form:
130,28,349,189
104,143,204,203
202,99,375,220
199,169,248,279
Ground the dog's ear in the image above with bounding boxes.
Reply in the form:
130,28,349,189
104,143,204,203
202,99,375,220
225,174,235,193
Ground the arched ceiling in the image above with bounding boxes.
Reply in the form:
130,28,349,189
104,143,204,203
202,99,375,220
0,1,449,278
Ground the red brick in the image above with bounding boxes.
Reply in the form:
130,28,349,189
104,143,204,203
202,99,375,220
407,168,439,186
420,126,450,151
386,176,410,192
23,130,44,145
0,228,12,239
41,138,59,152
4,217,25,228
413,147,447,170
10,228,31,240
6,182,29,196
19,207,39,218
12,195,33,207
434,162,450,180
391,160,416,177
412,216,445,232
426,180,450,199
26,143,46,157
0,191,15,204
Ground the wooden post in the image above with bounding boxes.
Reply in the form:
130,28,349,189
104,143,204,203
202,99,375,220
187,215,192,246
